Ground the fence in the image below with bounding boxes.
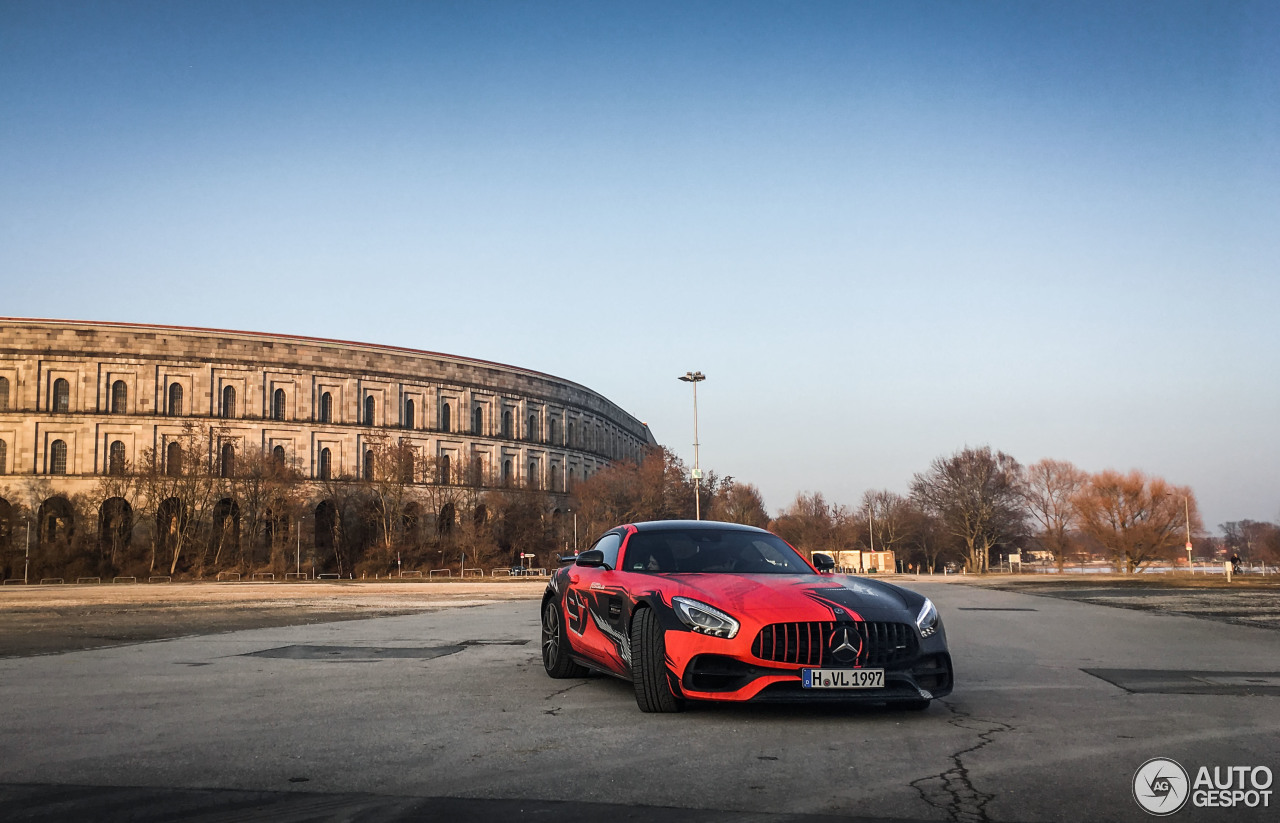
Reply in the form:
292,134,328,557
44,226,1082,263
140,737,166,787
284,572,309,580
148,576,172,583
252,572,275,581
39,578,64,585
428,569,452,578
216,572,241,582
76,577,101,584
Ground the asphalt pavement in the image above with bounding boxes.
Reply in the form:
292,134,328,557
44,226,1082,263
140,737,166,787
1,581,1277,822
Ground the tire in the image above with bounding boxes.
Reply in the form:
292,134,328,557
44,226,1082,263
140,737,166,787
542,599,589,679
630,607,685,713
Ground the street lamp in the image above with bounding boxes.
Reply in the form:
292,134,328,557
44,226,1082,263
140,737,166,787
1163,492,1194,574
1181,495,1193,573
678,371,705,520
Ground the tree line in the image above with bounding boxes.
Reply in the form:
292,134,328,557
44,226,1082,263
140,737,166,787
573,445,1279,573
3,434,1276,581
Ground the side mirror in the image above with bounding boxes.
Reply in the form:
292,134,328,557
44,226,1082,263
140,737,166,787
812,553,836,573
575,549,610,569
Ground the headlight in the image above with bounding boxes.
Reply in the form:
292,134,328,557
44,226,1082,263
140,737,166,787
916,598,940,638
672,597,740,639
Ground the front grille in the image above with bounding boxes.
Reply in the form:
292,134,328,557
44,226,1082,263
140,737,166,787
751,621,918,668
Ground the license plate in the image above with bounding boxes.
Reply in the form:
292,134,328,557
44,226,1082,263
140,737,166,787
802,668,884,689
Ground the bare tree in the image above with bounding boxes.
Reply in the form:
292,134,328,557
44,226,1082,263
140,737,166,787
1023,458,1086,571
910,446,1026,573
771,492,844,558
907,510,958,573
363,437,423,555
1221,520,1279,564
89,460,142,569
709,480,770,528
858,489,918,558
136,422,226,575
1073,470,1201,573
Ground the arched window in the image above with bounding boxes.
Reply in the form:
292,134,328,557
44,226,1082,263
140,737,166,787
221,385,236,419
53,378,70,413
166,442,183,477
0,376,9,411
550,464,560,491
0,438,8,475
319,448,332,480
472,406,483,435
220,443,235,478
568,422,575,447
549,419,558,444
50,440,68,474
440,403,451,432
502,459,512,486
502,411,512,438
364,395,376,426
108,440,126,475
271,445,285,471
528,462,539,489
364,449,375,481
111,380,128,414
272,388,286,421
438,454,451,484
528,414,538,442
319,392,333,423
404,399,415,429
168,383,183,416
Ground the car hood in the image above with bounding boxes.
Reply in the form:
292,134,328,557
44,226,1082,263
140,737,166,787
650,573,921,623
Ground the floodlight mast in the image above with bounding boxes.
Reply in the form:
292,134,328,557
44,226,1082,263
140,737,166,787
678,371,706,520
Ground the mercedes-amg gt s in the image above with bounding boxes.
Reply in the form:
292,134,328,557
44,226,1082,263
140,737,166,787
540,520,953,712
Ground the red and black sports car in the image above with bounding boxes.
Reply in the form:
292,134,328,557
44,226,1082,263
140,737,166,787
541,519,953,712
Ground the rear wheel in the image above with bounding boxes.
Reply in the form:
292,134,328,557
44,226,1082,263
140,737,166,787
630,607,685,713
542,599,589,678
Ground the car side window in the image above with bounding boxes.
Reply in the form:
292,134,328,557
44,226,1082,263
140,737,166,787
591,532,623,570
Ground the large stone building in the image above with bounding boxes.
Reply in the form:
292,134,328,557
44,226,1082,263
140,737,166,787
0,318,654,570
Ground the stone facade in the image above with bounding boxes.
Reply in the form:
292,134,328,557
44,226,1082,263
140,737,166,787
0,318,656,498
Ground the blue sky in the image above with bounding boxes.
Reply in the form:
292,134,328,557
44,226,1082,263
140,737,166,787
2,1,1277,529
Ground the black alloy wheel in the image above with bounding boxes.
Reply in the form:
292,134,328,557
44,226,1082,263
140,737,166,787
542,599,589,678
629,607,685,713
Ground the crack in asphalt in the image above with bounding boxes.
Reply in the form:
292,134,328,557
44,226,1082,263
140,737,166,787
543,679,592,714
908,701,1013,823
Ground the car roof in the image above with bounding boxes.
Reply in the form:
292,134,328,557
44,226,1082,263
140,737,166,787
626,519,771,534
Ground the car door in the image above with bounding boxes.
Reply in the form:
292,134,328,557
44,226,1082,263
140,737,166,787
565,531,629,673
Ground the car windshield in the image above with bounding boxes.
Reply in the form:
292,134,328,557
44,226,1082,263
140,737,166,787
622,529,812,574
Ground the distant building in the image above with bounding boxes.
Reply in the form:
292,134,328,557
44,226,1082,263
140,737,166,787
0,318,654,567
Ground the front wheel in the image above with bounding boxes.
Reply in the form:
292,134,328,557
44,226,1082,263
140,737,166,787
630,607,685,713
542,600,589,678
